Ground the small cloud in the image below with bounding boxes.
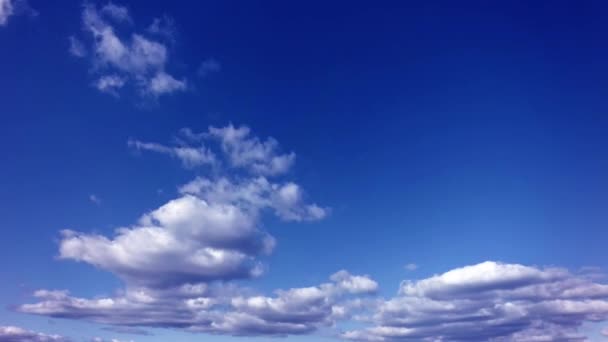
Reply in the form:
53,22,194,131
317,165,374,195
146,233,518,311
95,75,126,96
89,194,101,205
68,36,87,57
602,327,608,337
101,2,132,24
404,263,418,271
147,15,176,42
197,58,221,77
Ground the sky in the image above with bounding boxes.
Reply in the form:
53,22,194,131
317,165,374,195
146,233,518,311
2,0,608,341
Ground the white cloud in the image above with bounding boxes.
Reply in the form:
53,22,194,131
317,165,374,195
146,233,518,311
95,75,126,95
19,271,377,336
128,139,216,168
208,124,296,176
0,0,14,26
18,125,338,336
404,263,417,271
602,327,608,336
179,177,327,222
342,261,608,341
146,71,186,96
72,2,185,98
100,2,131,23
0,326,70,342
43,126,324,288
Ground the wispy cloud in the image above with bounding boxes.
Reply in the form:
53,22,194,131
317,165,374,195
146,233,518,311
89,194,101,205
70,2,186,98
0,325,70,342
404,263,417,271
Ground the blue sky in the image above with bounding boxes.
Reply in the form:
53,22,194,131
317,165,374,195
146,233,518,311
2,1,608,341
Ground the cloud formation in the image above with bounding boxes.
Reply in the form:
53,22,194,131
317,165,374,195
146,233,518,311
17,125,608,340
342,261,608,341
19,271,377,336
0,326,70,342
71,2,186,98
32,125,325,290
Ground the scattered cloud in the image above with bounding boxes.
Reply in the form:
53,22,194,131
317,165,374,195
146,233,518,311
197,58,221,77
602,327,608,336
404,263,417,271
89,194,101,205
0,325,70,342
71,2,186,98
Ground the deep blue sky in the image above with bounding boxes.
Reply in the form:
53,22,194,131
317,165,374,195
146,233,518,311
2,1,608,341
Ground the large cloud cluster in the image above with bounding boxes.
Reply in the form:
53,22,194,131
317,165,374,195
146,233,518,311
70,2,185,97
55,125,326,288
16,126,608,340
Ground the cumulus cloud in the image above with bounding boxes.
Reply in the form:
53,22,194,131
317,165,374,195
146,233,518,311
71,2,185,98
31,125,324,289
0,326,70,342
342,261,608,341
